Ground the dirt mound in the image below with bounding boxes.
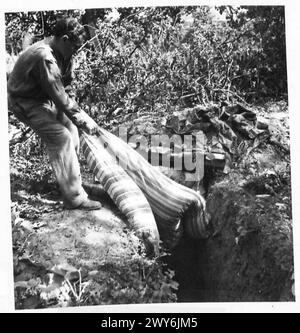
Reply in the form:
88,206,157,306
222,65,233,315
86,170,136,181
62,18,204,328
168,141,294,302
12,196,178,309
201,179,293,301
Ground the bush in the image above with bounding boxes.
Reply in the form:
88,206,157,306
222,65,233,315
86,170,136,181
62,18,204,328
6,6,287,112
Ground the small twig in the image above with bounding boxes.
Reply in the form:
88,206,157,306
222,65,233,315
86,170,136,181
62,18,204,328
18,232,34,254
77,32,102,53
37,12,45,37
216,47,226,64
117,8,148,24
268,137,289,153
64,269,89,303
212,88,251,106
218,19,256,48
78,268,83,299
65,278,78,301
179,92,198,99
128,30,148,59
9,127,33,145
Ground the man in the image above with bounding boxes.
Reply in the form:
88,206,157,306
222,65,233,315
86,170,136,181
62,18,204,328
7,17,101,210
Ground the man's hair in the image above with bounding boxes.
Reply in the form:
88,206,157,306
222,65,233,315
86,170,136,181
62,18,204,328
53,18,86,47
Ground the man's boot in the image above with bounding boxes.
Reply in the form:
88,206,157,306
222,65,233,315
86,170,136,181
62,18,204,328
77,198,102,210
65,198,102,211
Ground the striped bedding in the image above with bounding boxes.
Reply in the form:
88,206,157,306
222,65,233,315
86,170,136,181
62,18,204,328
80,133,160,254
80,129,209,249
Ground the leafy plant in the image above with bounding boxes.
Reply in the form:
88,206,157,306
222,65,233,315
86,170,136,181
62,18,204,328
6,6,287,120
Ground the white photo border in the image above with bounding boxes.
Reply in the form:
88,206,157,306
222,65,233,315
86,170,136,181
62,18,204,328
0,0,299,313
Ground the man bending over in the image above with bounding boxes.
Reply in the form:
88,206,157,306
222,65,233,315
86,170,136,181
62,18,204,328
7,17,101,210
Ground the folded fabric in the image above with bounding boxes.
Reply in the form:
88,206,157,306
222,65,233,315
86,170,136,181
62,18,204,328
81,133,160,254
162,103,271,174
80,128,209,249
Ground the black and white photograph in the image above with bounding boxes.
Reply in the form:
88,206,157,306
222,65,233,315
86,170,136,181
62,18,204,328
1,0,299,313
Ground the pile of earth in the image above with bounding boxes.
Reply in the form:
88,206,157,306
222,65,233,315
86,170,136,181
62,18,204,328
124,101,294,302
9,100,294,306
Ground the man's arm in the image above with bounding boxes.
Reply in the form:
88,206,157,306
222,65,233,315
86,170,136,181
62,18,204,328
37,55,100,136
38,56,79,114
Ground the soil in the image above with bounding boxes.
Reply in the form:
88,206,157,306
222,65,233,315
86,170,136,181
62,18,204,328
9,103,295,307
168,145,294,302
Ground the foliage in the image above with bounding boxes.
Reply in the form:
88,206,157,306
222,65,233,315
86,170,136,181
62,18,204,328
12,203,178,308
78,257,178,306
5,9,84,53
71,6,287,122
9,119,55,202
216,6,287,100
6,6,287,117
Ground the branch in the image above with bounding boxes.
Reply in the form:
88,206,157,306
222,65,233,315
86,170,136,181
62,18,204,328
128,27,148,59
9,126,33,145
268,136,289,154
77,32,102,53
218,19,256,48
212,88,251,106
117,8,148,24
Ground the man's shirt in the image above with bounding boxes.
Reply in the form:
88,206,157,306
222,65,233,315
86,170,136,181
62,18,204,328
7,38,78,113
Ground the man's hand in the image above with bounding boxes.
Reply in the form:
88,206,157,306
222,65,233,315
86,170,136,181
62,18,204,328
84,121,101,136
65,85,76,99
79,110,101,136
64,107,101,136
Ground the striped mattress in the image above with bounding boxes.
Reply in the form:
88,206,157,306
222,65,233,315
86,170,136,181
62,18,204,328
80,129,209,249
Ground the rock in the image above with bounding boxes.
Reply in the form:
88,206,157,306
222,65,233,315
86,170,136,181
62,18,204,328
256,116,269,130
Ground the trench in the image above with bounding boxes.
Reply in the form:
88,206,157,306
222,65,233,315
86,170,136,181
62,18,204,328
164,182,295,303
166,236,209,302
12,165,294,306
164,171,220,303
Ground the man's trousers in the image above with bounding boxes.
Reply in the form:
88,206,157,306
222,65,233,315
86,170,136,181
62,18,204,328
8,97,88,208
